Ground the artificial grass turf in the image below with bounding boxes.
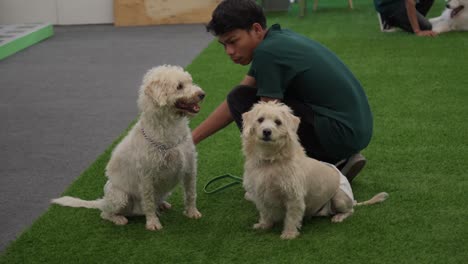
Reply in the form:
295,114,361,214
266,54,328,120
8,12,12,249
1,0,467,263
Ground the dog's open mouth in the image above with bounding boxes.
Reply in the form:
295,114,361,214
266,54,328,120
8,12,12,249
175,100,201,114
451,5,464,18
174,99,201,114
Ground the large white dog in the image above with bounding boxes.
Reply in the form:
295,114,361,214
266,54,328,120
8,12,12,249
52,65,204,231
242,101,388,239
430,0,468,33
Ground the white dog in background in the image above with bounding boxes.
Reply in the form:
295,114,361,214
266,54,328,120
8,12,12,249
52,65,204,231
430,0,468,33
241,101,388,239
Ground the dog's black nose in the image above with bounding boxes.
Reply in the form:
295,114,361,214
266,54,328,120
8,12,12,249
446,4,450,7
198,93,205,100
263,129,272,137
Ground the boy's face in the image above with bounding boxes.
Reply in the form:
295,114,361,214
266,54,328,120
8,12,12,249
218,24,265,65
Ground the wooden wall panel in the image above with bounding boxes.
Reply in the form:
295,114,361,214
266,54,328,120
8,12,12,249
114,0,222,26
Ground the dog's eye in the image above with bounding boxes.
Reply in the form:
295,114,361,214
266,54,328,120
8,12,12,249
275,119,282,126
177,83,184,90
257,117,264,123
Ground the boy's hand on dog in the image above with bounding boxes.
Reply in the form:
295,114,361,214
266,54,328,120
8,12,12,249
416,30,438,37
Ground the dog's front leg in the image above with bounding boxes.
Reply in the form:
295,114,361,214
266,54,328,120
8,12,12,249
139,181,162,231
430,10,452,33
431,21,451,33
429,16,443,24
253,212,274,230
182,170,202,219
281,199,305,240
253,202,274,230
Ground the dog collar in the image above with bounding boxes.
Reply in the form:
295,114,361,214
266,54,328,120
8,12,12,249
140,127,186,155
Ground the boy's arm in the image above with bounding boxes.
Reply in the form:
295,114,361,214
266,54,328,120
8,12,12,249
192,100,232,145
405,0,437,36
191,75,257,145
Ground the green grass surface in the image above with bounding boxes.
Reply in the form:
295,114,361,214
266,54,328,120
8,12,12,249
1,1,467,263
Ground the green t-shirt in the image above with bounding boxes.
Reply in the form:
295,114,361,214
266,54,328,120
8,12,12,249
248,24,372,158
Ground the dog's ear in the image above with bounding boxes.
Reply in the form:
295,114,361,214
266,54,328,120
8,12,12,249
144,81,155,98
241,111,254,137
147,80,169,106
290,114,300,133
284,113,300,144
282,109,300,134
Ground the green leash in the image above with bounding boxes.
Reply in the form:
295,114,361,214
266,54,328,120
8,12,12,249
203,174,243,194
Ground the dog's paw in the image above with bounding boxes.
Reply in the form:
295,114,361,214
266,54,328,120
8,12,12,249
253,222,273,230
331,215,344,223
244,192,254,202
145,218,163,231
100,212,128,225
184,208,202,219
158,201,172,211
280,230,300,240
112,215,129,225
146,221,163,231
331,212,352,223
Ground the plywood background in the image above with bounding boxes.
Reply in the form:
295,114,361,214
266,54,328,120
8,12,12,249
114,0,222,26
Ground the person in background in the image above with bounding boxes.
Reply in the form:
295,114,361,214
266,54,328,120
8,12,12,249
374,0,438,36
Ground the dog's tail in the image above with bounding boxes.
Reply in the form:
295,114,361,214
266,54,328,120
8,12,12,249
354,192,389,206
51,196,104,210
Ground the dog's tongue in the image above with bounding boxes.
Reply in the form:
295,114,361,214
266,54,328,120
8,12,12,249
451,6,464,18
176,101,201,113
184,103,200,113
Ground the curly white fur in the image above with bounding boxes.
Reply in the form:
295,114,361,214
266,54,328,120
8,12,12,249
241,101,388,239
52,65,205,230
430,0,468,33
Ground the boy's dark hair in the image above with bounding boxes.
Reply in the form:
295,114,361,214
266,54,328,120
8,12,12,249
206,0,267,36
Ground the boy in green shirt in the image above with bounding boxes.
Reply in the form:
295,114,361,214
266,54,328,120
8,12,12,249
192,0,372,182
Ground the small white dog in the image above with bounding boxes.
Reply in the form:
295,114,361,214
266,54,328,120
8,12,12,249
430,0,468,33
241,101,388,239
52,65,204,231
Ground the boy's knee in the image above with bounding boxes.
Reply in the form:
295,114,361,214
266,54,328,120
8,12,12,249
419,20,432,31
226,85,258,130
227,85,256,106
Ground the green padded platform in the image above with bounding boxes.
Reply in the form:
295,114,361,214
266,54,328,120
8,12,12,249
0,23,54,60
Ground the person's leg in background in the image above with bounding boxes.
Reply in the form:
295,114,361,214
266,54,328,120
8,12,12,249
385,0,433,33
416,0,435,16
